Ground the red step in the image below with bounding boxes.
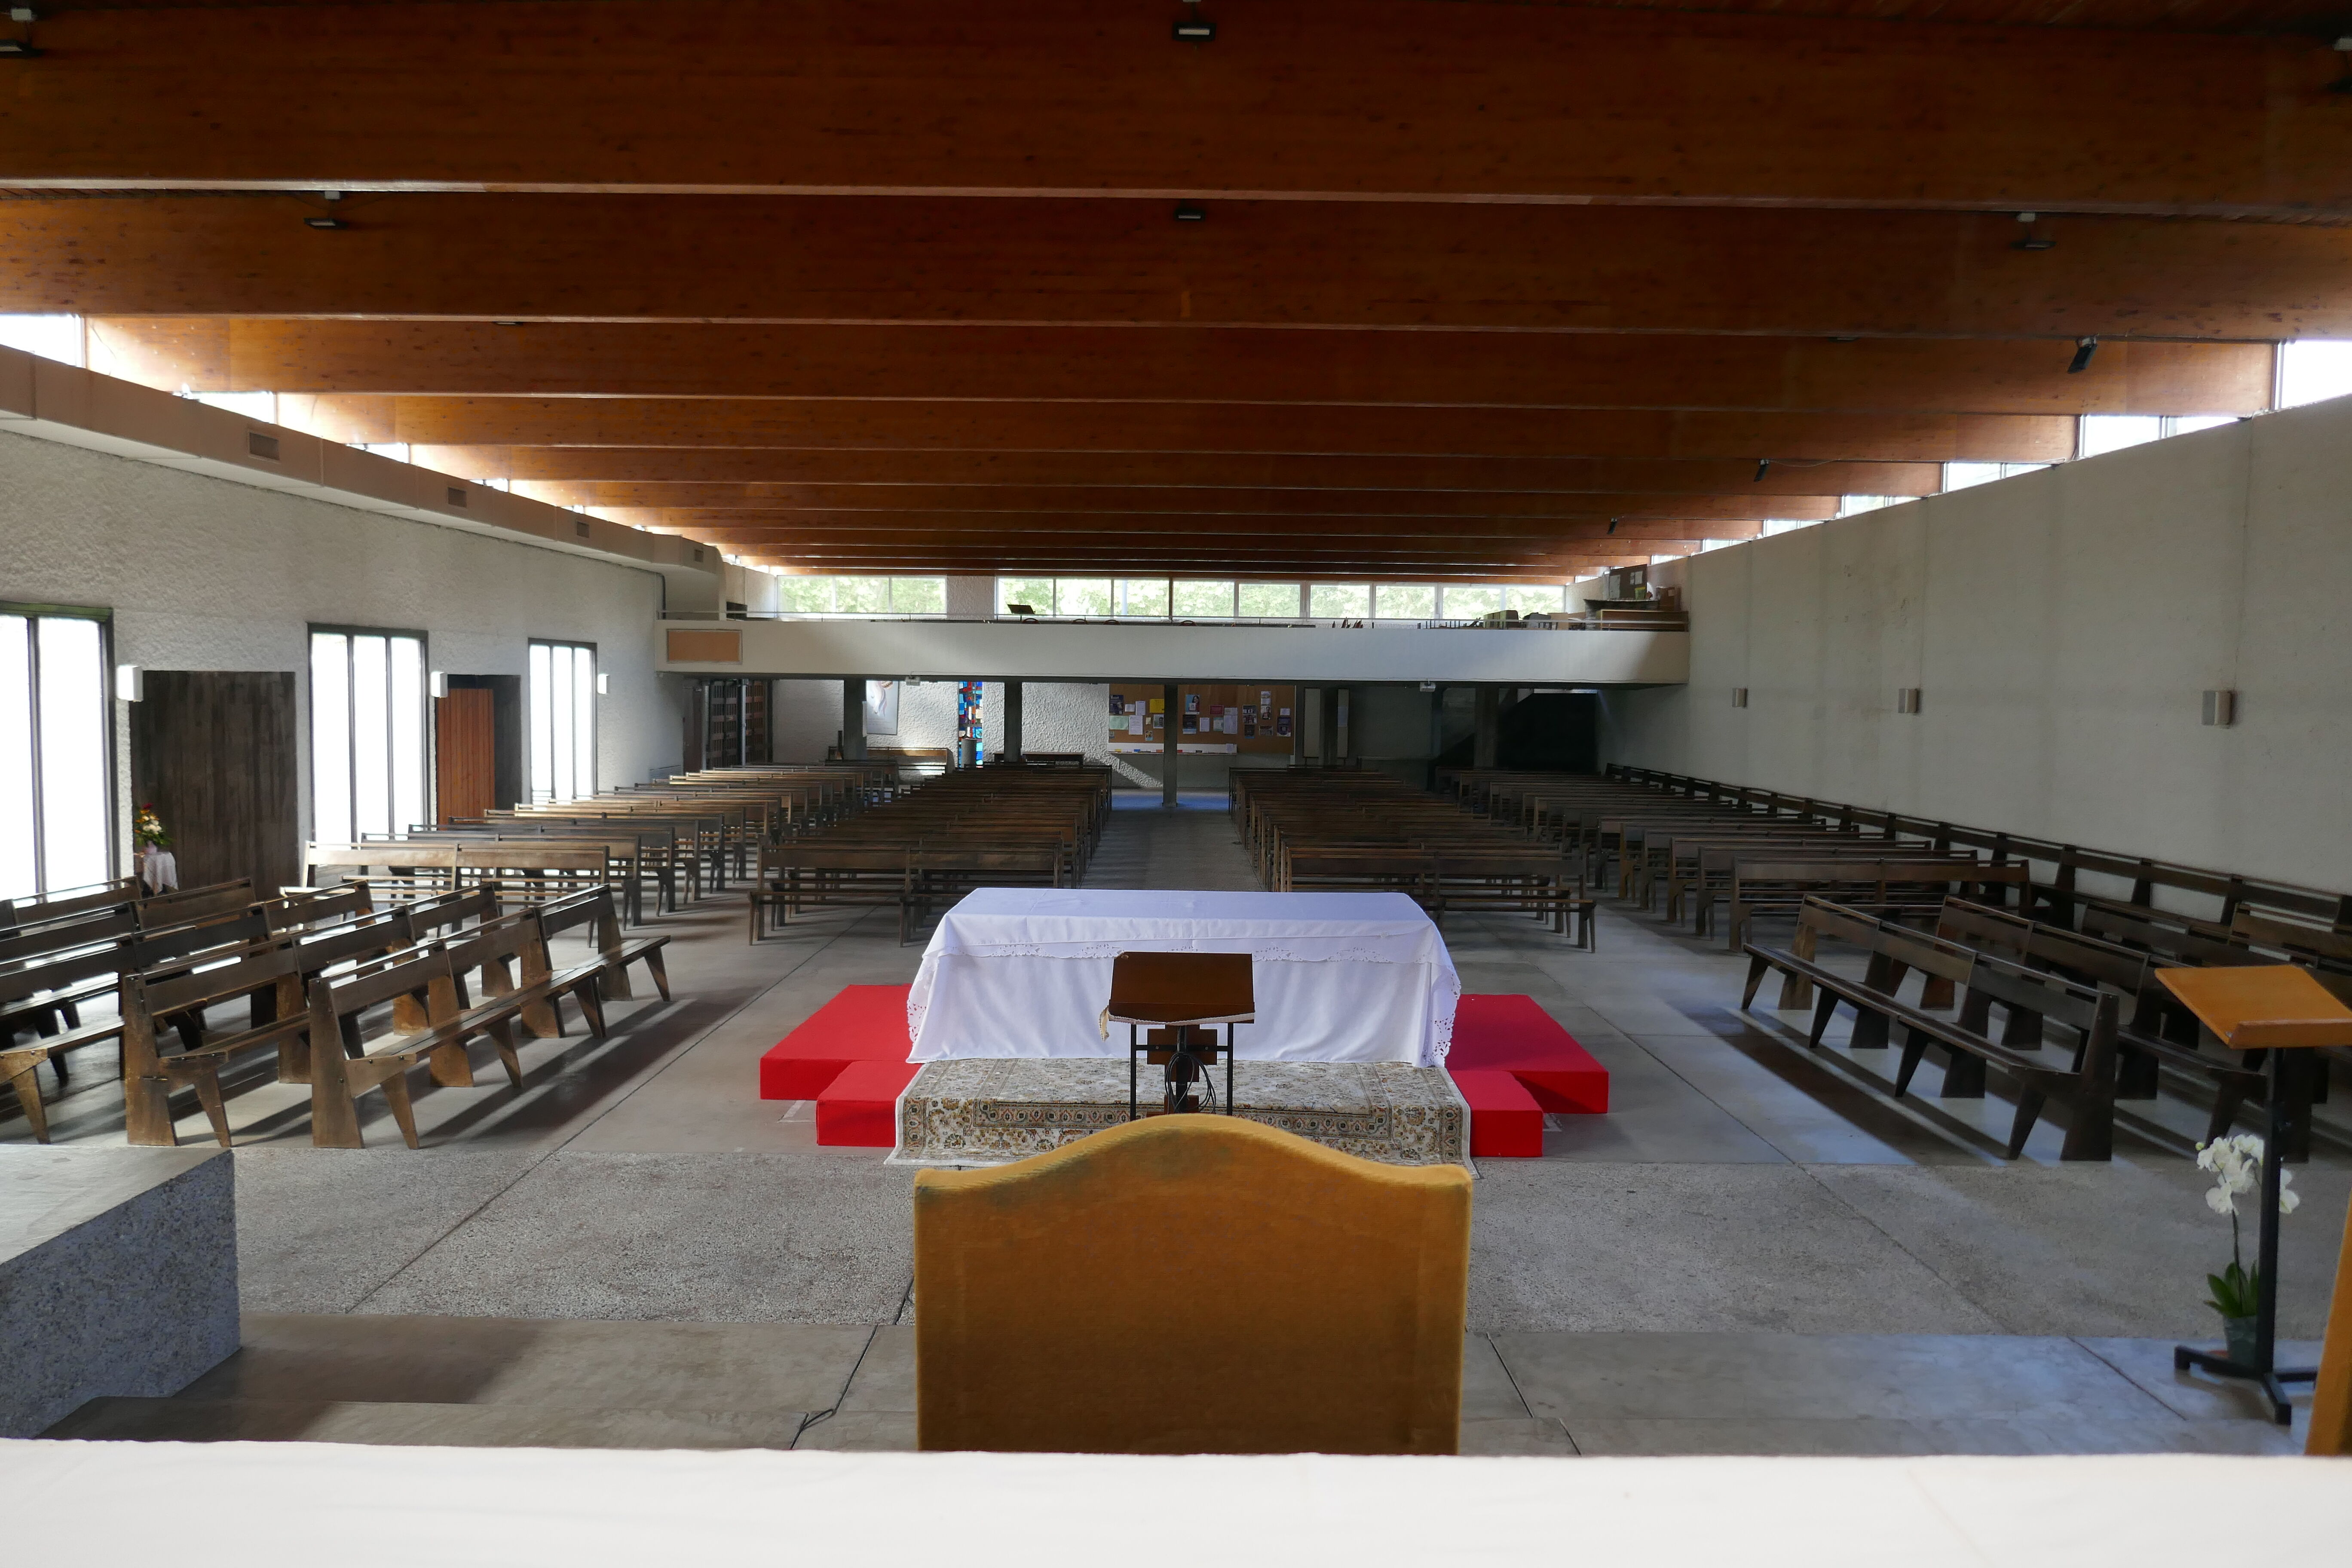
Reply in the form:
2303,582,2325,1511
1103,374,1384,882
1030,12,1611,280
1446,994,1610,1156
760,984,921,1147
815,1058,923,1148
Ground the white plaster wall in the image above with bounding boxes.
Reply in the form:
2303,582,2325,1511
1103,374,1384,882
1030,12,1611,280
0,428,679,861
1601,396,2352,890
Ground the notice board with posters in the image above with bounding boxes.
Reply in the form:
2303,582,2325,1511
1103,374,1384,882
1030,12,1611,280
1107,683,1296,754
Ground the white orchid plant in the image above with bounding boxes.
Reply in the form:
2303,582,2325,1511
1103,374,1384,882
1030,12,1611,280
2196,1133,2300,1320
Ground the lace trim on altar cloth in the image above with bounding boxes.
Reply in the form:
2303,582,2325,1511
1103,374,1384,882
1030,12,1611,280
934,942,1432,964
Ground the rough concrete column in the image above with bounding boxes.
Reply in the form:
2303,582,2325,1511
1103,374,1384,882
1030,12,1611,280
1161,681,1180,806
1320,687,1342,767
1004,679,1025,762
842,677,867,762
1473,685,1499,770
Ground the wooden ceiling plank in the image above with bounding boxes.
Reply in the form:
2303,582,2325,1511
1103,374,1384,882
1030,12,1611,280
7,196,2350,340
6,3,2348,215
91,318,2275,415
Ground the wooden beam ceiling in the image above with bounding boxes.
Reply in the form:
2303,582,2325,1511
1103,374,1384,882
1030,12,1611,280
9,196,2352,340
88,319,2271,413
0,1,2337,578
4,3,2349,216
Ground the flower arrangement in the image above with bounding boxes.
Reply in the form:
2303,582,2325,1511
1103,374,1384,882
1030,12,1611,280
2196,1133,2298,1355
133,802,171,849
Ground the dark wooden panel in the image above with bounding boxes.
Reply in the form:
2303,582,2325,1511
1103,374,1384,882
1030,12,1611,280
443,674,523,809
434,687,495,823
129,671,299,898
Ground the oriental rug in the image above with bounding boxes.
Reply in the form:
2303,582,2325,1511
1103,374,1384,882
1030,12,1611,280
891,1058,1469,1168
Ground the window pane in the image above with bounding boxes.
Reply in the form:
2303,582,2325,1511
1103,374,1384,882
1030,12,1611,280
0,618,32,898
350,635,389,837
2279,340,2352,409
1507,584,1566,615
1445,585,1503,618
549,645,575,802
889,577,944,615
528,641,553,803
1310,584,1370,618
0,313,85,367
310,633,352,843
777,576,833,614
573,646,596,798
1118,579,1170,617
834,576,889,614
1172,580,1235,618
34,618,108,891
998,577,1054,615
2078,414,2162,457
390,635,424,832
1236,582,1300,619
1943,462,2001,491
1056,578,1114,617
1374,584,1436,619
2170,414,2236,436
1836,495,1899,516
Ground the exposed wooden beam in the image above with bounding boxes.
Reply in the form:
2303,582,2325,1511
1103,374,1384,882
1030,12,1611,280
5,3,2347,216
450,447,1948,495
8,196,2349,340
305,397,2076,463
548,489,1835,522
95,320,2274,413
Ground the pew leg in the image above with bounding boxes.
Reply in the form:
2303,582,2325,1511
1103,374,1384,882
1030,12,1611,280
487,1020,524,1090
2055,1088,2114,1162
1740,954,1771,1011
2007,1087,2048,1159
378,1069,423,1150
185,1069,233,1148
2115,1040,2162,1100
641,950,671,1002
1919,976,1956,1011
122,1074,178,1147
428,1038,476,1088
1940,1048,1987,1099
307,1055,367,1150
1775,922,1818,1010
2205,1080,2248,1145
8,1063,51,1143
1893,1029,1929,1097
2001,1005,2045,1049
1849,1005,1890,1050
1808,992,1842,1048
574,982,609,1039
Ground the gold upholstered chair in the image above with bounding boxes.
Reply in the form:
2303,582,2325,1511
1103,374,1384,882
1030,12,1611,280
913,1115,1472,1454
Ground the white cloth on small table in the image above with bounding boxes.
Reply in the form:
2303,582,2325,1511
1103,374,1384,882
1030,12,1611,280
905,889,1459,1066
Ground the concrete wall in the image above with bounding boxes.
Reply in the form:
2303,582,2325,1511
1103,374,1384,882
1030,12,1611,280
1601,395,2352,891
0,427,680,858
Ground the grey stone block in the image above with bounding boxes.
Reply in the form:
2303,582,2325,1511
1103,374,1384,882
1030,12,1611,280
0,1146,239,1436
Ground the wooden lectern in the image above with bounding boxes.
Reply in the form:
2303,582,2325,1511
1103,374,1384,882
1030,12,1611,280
1105,951,1254,1119
2155,963,2352,1427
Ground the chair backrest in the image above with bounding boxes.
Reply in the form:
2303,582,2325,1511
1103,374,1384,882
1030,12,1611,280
309,947,454,1057
136,878,256,927
259,883,373,934
0,906,137,967
0,877,142,934
913,1116,1470,1455
408,886,500,939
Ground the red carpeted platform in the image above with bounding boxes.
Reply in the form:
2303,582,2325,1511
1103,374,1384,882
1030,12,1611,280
760,984,922,1146
1445,994,1611,1158
759,984,1607,1153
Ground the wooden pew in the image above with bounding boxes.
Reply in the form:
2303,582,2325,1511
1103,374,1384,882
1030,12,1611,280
1741,897,2120,1160
1721,857,2031,952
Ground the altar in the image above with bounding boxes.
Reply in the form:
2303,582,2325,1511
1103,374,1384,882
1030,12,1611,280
905,889,1460,1067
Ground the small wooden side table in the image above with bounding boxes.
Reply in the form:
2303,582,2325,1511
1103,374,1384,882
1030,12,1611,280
1105,952,1255,1119
2156,964,2352,1424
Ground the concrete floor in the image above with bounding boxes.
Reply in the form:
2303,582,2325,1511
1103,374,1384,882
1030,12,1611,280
23,789,2348,1454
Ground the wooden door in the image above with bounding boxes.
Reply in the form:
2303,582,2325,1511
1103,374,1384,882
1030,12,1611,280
435,688,496,822
129,671,300,896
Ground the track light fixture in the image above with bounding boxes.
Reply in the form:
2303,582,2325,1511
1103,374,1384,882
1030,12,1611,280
1606,517,1620,535
2012,211,2055,251
1754,459,1771,483
1,6,37,56
2333,36,2352,93
1173,201,1206,221
1174,0,1214,41
2068,336,2098,374
305,190,348,230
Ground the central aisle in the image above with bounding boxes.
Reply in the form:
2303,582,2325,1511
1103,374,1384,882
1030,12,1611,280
1080,790,1262,891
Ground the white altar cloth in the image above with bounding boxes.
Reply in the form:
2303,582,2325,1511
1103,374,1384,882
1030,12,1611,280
905,889,1460,1066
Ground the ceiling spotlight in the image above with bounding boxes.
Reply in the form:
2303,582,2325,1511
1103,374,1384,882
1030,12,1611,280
306,214,348,230
1173,201,1206,221
1753,459,1772,483
2068,336,2098,374
1606,517,1620,535
2012,212,2055,251
1173,18,1215,41
0,36,40,57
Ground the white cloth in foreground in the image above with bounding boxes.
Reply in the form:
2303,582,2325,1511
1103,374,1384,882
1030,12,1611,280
906,888,1460,1066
